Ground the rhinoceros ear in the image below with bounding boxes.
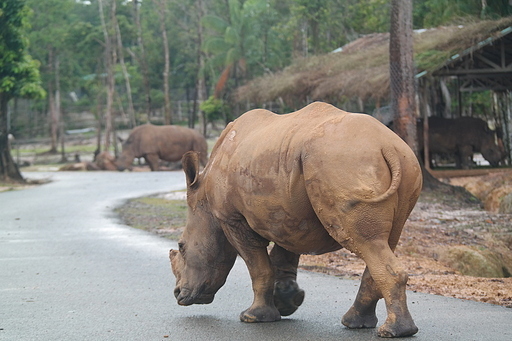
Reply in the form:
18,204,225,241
182,151,200,189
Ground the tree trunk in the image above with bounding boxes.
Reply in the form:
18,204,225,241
48,49,58,154
153,0,172,125
112,119,119,158
301,20,308,57
390,0,447,190
114,8,136,128
55,56,67,163
99,0,114,152
94,93,103,161
481,0,488,18
310,19,320,55
439,78,452,118
389,0,417,154
133,0,151,119
0,94,24,182
195,0,207,132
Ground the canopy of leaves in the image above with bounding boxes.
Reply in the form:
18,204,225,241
4,0,511,138
0,0,45,100
199,95,228,121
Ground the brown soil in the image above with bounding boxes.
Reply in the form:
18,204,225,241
300,186,512,308
116,176,512,309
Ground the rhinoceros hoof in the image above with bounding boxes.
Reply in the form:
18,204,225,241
239,306,281,323
273,280,305,316
377,320,418,338
341,307,378,329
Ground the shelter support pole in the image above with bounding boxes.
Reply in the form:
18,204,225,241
505,91,512,165
422,82,431,171
457,78,462,118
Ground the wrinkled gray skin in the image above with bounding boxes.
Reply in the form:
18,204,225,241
170,102,422,338
418,117,505,169
116,124,208,171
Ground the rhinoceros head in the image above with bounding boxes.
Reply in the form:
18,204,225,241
169,152,237,306
114,151,134,171
480,129,506,167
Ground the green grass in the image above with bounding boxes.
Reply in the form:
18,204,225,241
0,181,26,192
114,194,188,240
15,145,103,155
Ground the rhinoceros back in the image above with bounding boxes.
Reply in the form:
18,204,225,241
207,102,416,205
203,102,421,253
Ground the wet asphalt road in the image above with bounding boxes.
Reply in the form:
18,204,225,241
1,171,511,341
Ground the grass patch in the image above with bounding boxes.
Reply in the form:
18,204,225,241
0,177,51,192
115,194,188,240
15,145,104,155
0,181,27,192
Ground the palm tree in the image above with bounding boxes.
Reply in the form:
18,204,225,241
202,0,261,99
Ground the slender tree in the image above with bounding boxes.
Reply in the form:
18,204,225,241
390,0,446,190
153,0,172,125
203,0,262,98
195,0,207,132
98,0,115,152
114,5,136,128
26,0,74,154
131,0,151,119
47,48,57,152
0,0,45,182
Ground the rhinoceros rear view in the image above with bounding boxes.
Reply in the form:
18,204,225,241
170,102,422,338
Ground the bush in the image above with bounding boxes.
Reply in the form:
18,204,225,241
200,96,230,123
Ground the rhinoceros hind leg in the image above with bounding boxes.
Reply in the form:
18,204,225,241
274,279,305,316
378,320,418,338
240,305,281,323
342,307,378,329
358,240,418,338
342,267,379,329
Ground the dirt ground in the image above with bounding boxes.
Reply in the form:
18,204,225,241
300,185,512,308
115,175,512,309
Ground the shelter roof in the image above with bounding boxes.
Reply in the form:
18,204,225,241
235,18,512,105
424,26,512,92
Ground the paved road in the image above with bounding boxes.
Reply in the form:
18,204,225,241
1,171,511,341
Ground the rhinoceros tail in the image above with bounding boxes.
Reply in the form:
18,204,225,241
361,147,402,203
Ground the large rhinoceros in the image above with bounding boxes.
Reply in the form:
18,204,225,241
418,116,505,169
115,124,208,171
169,102,422,338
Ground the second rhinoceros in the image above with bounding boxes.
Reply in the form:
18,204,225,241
170,102,422,338
418,116,505,169
115,124,208,171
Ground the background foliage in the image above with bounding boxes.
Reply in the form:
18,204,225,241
5,0,512,141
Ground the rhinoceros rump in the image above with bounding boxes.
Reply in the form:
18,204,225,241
115,124,208,171
170,102,422,338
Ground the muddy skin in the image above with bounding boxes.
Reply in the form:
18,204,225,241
170,102,422,338
115,124,208,171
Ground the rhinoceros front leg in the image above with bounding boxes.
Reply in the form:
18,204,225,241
143,154,160,171
220,221,281,323
269,244,305,316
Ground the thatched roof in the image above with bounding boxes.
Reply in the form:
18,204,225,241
235,17,512,107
